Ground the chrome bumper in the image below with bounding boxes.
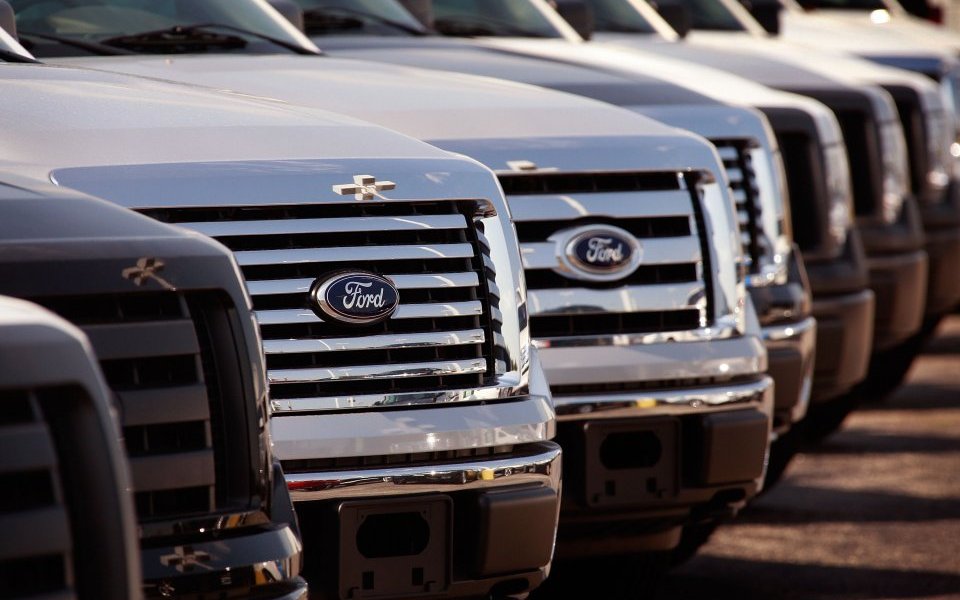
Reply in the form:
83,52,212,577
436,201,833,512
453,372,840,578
552,376,774,420
286,441,562,502
763,315,817,431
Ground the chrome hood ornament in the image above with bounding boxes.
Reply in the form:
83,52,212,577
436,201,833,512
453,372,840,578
332,174,396,200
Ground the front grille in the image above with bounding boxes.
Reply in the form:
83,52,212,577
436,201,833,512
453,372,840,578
143,201,501,404
891,94,928,199
501,170,711,340
776,132,822,251
714,141,766,274
835,110,880,217
0,389,75,599
33,292,248,521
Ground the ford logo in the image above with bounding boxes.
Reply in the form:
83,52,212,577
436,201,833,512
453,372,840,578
550,225,643,282
310,271,399,325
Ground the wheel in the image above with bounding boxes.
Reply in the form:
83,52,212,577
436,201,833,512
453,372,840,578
858,316,941,403
532,553,672,599
802,391,860,443
762,427,801,491
669,522,719,567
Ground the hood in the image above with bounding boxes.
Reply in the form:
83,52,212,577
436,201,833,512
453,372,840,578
51,53,723,173
780,8,960,62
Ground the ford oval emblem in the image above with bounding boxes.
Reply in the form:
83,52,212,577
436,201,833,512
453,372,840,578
550,225,643,282
310,271,399,325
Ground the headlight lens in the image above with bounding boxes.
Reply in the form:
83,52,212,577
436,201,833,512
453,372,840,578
823,144,853,250
924,110,952,194
878,120,909,222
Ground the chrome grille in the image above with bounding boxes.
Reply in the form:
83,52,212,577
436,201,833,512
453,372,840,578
501,171,710,340
143,201,500,406
34,292,243,521
0,389,75,599
715,141,765,275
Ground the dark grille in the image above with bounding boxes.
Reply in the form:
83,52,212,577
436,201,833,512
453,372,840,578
0,389,74,599
776,132,823,251
714,141,765,273
144,201,501,405
835,110,881,217
501,170,710,339
32,292,248,521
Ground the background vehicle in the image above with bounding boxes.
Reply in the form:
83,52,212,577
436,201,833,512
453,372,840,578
0,180,307,599
0,292,141,600
0,59,561,599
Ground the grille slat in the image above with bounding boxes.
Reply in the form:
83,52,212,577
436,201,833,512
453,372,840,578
269,358,489,384
501,170,709,339
246,272,480,297
263,329,485,354
146,200,500,409
234,242,476,266
117,385,209,427
715,140,764,274
82,320,199,361
128,450,216,492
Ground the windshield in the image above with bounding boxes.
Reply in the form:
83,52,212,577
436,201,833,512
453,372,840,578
673,0,749,30
431,0,565,38
292,0,429,36
11,0,317,57
585,0,659,33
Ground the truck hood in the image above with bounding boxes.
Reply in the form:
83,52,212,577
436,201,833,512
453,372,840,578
0,62,527,210
52,53,723,173
780,8,960,61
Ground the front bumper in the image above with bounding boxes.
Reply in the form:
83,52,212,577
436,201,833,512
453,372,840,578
550,376,773,557
287,441,562,600
864,249,928,351
920,181,960,316
141,524,306,600
804,232,876,403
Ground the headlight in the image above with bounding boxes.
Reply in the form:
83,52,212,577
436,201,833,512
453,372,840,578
924,110,951,194
941,76,960,177
823,143,853,250
878,120,909,221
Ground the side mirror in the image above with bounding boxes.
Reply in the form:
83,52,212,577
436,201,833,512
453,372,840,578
740,0,781,34
266,0,305,32
0,0,17,39
397,0,434,27
655,2,691,38
554,0,595,41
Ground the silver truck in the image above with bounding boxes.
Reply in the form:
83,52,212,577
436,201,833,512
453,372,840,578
5,0,772,582
0,57,562,599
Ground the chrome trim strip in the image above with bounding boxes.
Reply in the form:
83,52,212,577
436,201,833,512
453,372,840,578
268,358,488,384
507,190,694,221
521,236,701,271
178,214,467,237
269,384,522,413
552,376,772,417
234,243,475,266
526,283,706,316
532,317,742,348
263,329,485,354
761,316,817,343
246,272,479,296
256,301,484,325
285,442,562,502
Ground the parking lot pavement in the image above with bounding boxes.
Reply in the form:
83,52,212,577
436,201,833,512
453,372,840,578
655,315,960,600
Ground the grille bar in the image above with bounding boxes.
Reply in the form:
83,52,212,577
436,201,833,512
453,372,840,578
234,243,476,266
179,213,468,237
117,385,209,427
255,301,485,326
246,272,479,296
269,358,489,384
263,329,485,354
715,142,764,274
500,170,709,339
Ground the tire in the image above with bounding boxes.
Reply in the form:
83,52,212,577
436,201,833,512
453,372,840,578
858,316,940,404
670,522,718,568
802,392,860,443
533,553,671,600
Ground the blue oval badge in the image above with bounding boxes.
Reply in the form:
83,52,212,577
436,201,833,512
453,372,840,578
310,272,399,325
551,225,643,282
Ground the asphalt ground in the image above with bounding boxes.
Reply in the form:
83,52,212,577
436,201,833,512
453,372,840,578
652,315,960,600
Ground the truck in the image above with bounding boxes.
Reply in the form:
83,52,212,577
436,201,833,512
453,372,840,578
2,1,771,589
0,58,563,599
0,179,308,599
